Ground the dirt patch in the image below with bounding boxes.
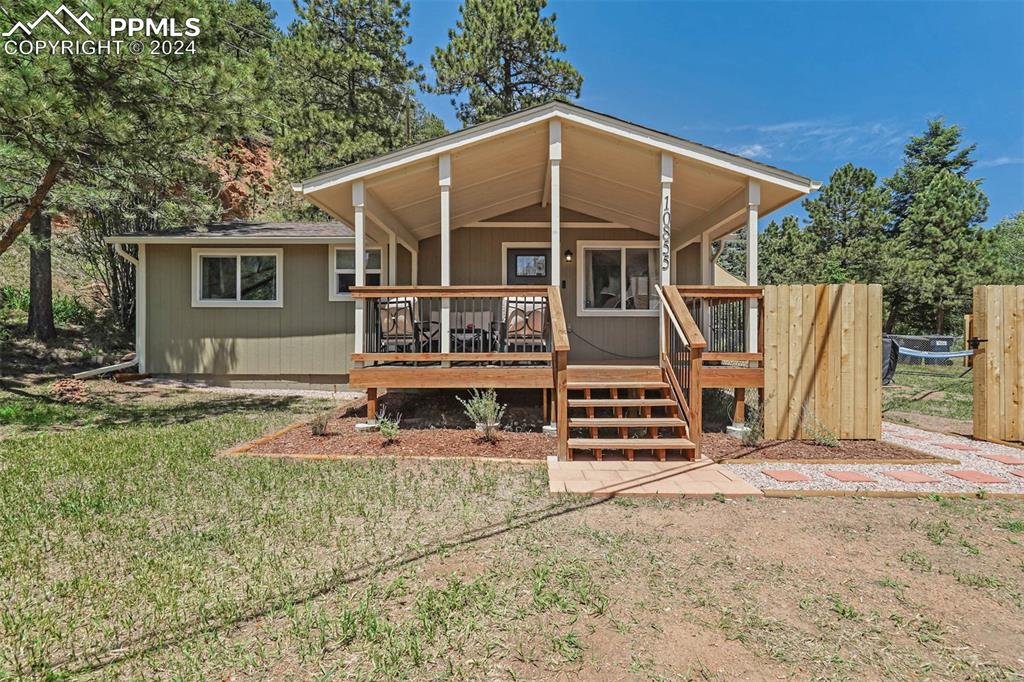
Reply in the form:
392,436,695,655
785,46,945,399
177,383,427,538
886,410,974,438
704,431,945,462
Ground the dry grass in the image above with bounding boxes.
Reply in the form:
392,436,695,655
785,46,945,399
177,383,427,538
1,383,1022,679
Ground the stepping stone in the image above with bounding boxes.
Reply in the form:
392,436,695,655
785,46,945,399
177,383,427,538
886,471,941,484
825,470,876,483
1009,470,1024,479
944,469,1009,484
979,453,1024,465
762,469,811,482
933,443,979,452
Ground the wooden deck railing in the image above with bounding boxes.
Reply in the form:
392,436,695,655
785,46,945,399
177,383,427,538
547,286,570,460
657,285,706,458
350,285,555,363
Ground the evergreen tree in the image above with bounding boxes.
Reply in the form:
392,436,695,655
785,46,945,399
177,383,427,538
886,118,987,234
887,170,986,333
431,0,583,126
758,216,811,284
803,163,889,284
275,0,423,179
980,211,1024,285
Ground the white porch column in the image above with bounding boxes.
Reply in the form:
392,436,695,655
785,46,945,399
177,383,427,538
549,120,561,286
353,181,365,354
700,231,713,285
439,154,452,354
659,153,672,287
411,249,418,285
746,179,760,353
388,231,397,285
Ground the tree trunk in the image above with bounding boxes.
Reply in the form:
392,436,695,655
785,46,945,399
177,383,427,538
0,159,64,257
936,305,945,335
884,294,902,334
27,211,56,341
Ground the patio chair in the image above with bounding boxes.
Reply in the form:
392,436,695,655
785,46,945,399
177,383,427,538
378,297,418,353
500,296,548,353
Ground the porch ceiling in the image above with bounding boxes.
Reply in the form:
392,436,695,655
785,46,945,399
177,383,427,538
298,103,815,246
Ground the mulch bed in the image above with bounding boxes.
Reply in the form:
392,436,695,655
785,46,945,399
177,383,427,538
245,415,555,460
703,432,946,463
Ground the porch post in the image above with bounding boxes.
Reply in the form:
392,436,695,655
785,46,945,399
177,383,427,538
388,232,397,285
746,179,760,353
659,153,672,288
439,154,451,355
699,229,712,337
353,181,365,354
549,120,561,286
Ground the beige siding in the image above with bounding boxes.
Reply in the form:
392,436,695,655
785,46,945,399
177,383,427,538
146,244,354,378
676,243,702,285
396,243,412,284
418,226,693,362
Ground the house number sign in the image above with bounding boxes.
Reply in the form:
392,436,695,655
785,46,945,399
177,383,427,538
661,195,671,271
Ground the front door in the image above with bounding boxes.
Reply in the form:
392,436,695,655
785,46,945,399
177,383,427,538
505,247,551,285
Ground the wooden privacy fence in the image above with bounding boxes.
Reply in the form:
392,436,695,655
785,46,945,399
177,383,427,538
762,284,883,440
973,285,1024,443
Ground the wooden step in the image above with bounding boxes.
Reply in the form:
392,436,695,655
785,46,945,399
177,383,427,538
567,381,669,390
569,398,677,408
570,417,685,428
567,437,695,450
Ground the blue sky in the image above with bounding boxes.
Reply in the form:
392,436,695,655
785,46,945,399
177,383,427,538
270,0,1024,227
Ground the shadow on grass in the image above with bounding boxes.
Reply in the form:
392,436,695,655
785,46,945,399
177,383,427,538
50,493,615,677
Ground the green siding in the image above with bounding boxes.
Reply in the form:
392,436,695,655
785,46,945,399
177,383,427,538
145,244,354,377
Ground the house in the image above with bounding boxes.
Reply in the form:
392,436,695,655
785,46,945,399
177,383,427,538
108,102,819,460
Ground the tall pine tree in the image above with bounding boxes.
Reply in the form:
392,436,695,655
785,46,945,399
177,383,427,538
431,0,583,126
276,0,424,179
758,216,811,284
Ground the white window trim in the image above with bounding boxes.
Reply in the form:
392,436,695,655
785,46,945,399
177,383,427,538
500,241,551,284
329,244,384,301
191,248,283,308
576,240,660,318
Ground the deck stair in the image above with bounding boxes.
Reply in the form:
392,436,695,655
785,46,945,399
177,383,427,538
564,365,696,461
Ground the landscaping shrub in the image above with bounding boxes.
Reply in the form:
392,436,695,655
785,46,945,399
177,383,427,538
310,410,331,436
801,404,839,447
742,397,764,447
457,388,506,443
377,410,401,444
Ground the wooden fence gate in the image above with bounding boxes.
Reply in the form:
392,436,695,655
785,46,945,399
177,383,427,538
973,285,1024,443
763,284,883,440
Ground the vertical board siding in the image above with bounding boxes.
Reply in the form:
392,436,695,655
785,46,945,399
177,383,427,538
763,284,882,440
146,244,354,377
974,285,1024,442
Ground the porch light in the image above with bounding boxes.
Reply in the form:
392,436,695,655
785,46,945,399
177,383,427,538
564,249,573,263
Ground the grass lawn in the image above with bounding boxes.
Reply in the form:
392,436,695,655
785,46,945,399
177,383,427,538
2,382,1023,679
883,363,975,434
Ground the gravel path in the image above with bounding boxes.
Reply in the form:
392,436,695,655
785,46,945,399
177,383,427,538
726,421,1024,495
132,377,363,401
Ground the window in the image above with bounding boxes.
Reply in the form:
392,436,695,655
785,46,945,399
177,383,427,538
578,242,659,316
331,246,382,300
191,249,282,307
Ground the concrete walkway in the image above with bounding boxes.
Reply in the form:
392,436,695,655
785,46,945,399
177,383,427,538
547,459,762,498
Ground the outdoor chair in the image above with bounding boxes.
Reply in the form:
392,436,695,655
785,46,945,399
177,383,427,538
378,297,418,353
500,296,548,354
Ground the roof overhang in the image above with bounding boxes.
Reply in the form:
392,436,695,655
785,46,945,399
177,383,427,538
104,235,355,245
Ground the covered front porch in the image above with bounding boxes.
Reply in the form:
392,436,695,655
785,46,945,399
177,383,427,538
291,102,817,459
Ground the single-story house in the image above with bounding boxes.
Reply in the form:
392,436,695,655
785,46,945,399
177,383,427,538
108,101,819,460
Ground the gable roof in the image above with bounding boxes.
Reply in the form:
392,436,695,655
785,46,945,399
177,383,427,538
294,101,819,196
106,220,353,244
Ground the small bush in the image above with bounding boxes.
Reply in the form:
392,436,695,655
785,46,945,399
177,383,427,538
457,388,506,443
310,410,331,436
53,294,94,326
377,410,401,444
801,406,839,447
1,286,29,314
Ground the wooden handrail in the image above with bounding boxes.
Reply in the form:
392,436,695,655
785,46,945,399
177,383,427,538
350,285,550,298
547,286,570,352
659,286,706,350
676,285,763,299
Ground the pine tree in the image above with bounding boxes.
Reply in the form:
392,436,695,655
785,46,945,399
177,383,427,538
981,212,1024,284
758,216,811,284
431,0,583,126
888,170,986,333
275,0,423,179
803,163,890,284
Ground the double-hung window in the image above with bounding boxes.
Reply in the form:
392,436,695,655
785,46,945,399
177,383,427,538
577,241,659,316
330,246,382,300
191,249,282,307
